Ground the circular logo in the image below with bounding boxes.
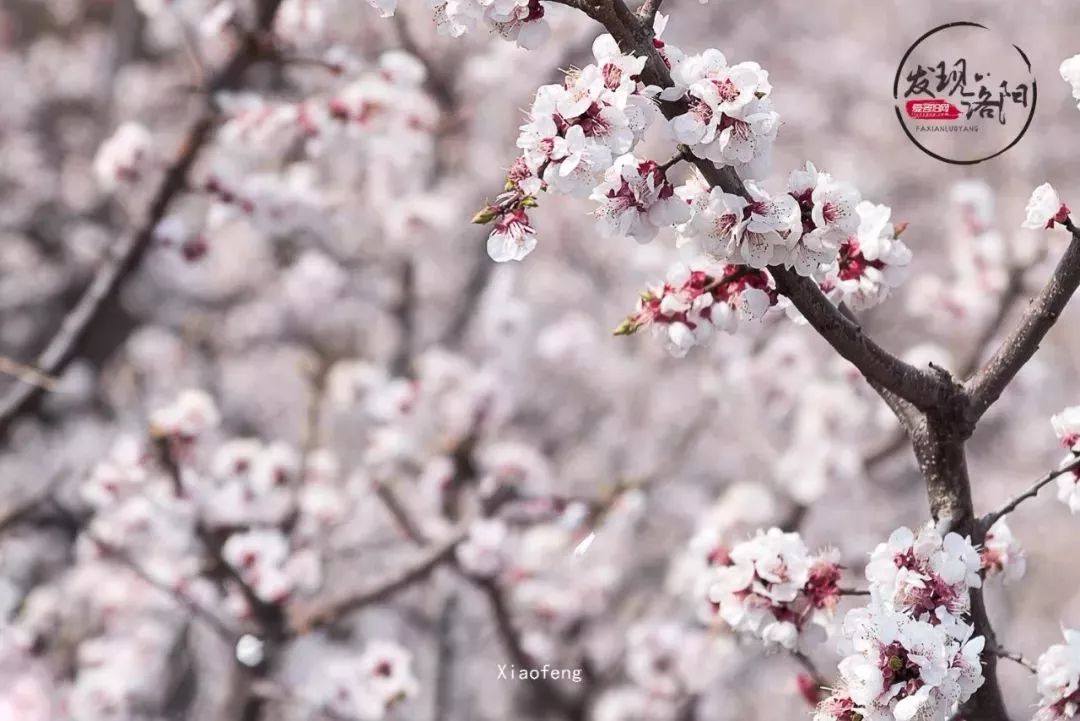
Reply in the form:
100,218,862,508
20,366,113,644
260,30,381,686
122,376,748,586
893,22,1036,164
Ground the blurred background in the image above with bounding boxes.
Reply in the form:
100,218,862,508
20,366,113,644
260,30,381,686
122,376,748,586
1,0,1079,719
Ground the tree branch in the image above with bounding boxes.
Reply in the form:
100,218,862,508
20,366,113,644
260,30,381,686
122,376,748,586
966,222,1080,421
770,267,946,411
88,532,241,643
989,642,1037,674
469,576,586,721
0,0,285,440
0,468,65,534
287,529,465,634
980,453,1080,532
637,0,664,25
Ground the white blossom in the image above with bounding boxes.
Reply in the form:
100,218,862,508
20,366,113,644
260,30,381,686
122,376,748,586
1035,629,1080,721
820,201,912,311
93,122,155,192
1061,54,1080,107
665,50,778,176
149,389,220,439
1023,183,1070,230
591,155,689,243
705,528,841,650
1052,406,1080,452
456,518,510,577
980,519,1026,583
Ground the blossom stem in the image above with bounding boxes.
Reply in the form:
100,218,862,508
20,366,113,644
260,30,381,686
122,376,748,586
287,529,467,634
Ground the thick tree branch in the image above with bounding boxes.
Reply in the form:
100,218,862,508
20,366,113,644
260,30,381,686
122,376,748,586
966,222,1080,421
761,277,948,412
0,1,285,440
911,411,1008,721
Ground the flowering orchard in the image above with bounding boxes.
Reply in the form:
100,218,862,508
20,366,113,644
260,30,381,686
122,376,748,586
2,1,1080,720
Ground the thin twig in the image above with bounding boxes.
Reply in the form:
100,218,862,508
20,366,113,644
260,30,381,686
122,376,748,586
0,469,66,534
791,650,828,693
88,531,241,643
981,453,1080,531
287,529,466,634
374,480,431,545
390,257,416,378
658,146,689,173
470,576,585,720
988,641,1037,674
153,433,283,633
432,592,458,721
0,357,60,393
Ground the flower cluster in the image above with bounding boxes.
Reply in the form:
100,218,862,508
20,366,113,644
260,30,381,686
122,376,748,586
677,162,895,283
704,528,842,651
864,523,982,624
478,34,657,261
817,603,985,721
624,622,731,699
1035,629,1080,721
315,641,420,719
222,528,314,605
1052,405,1080,513
614,263,776,357
1024,183,1071,230
665,49,778,177
783,161,864,276
819,202,912,311
817,523,986,721
676,178,800,269
323,51,440,143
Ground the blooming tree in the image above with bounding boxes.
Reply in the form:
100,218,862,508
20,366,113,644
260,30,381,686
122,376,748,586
2,1,1080,721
